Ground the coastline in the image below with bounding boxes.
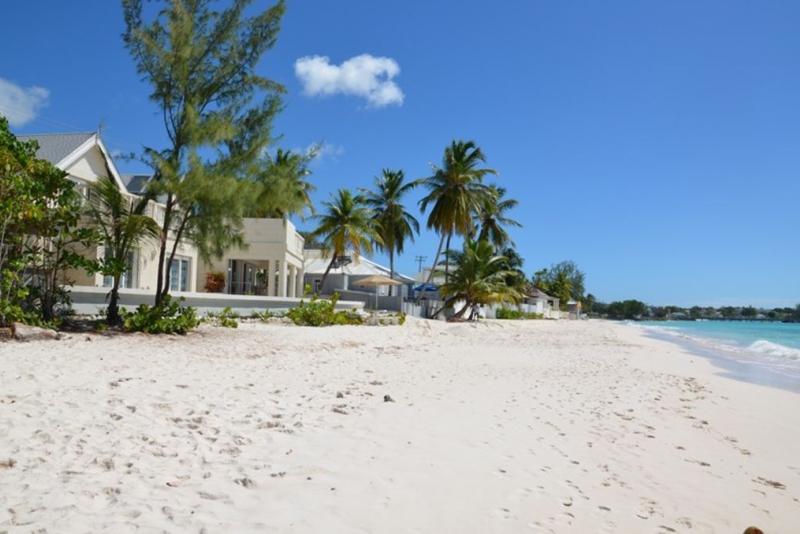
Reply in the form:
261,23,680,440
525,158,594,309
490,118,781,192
1,319,797,532
633,322,800,394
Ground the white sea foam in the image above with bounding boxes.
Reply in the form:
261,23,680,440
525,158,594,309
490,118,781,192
747,340,800,360
634,322,800,381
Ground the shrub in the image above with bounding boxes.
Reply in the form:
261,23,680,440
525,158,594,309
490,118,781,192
121,295,199,334
286,293,363,326
496,308,544,320
206,306,239,328
204,271,226,292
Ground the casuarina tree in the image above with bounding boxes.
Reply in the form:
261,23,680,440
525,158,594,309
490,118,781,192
122,0,286,304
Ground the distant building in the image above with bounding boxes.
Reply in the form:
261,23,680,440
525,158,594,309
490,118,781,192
303,249,415,297
524,288,560,316
20,131,309,299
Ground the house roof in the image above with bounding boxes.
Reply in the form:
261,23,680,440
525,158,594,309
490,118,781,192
528,287,557,300
304,251,415,283
122,174,152,195
18,132,96,165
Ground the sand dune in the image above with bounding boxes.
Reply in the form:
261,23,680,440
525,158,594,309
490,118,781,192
0,319,797,532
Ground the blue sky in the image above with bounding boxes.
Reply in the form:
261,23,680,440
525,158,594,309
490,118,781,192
2,0,798,307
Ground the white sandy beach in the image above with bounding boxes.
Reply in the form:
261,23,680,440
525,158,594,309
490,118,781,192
1,319,798,533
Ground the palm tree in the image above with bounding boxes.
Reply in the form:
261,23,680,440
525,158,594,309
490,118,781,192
499,246,527,290
249,148,316,219
360,169,420,295
85,176,160,325
419,140,496,286
474,186,521,250
310,189,381,293
437,239,521,318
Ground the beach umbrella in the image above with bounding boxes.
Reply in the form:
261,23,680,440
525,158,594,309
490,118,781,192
356,275,403,310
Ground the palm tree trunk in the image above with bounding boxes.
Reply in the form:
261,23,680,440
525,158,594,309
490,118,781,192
319,253,337,295
454,300,471,318
422,234,446,287
108,276,121,326
444,232,452,284
388,249,394,297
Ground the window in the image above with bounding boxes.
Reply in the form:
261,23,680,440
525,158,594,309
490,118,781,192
103,249,137,289
169,257,191,292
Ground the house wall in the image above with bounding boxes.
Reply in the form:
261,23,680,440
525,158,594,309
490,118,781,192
304,272,348,296
64,146,108,185
56,144,200,293
196,218,304,295
135,238,199,293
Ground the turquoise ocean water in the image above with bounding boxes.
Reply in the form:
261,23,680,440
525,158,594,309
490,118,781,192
635,320,800,389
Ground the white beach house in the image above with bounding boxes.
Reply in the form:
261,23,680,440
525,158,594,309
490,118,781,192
20,131,309,301
523,288,561,317
19,132,200,292
303,249,415,310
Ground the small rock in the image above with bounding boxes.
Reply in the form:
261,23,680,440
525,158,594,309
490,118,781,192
383,395,395,403
13,322,59,341
0,458,16,469
336,391,344,399
234,477,256,488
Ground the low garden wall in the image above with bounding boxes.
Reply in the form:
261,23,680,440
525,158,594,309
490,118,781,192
68,286,364,316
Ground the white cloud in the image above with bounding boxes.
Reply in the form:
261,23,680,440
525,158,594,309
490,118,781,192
294,54,404,107
0,77,49,126
309,142,344,161
291,142,345,165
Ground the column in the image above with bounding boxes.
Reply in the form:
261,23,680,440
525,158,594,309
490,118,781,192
265,260,272,297
279,260,287,297
296,266,304,297
288,266,296,298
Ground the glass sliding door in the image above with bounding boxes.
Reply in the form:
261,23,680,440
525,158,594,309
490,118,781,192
169,256,191,292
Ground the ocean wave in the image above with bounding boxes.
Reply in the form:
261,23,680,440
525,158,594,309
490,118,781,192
747,340,800,360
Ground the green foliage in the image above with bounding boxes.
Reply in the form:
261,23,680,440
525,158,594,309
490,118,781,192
740,306,757,318
84,175,159,325
309,189,381,290
499,246,527,290
398,312,407,325
496,308,543,320
121,295,199,334
122,0,286,303
206,306,239,328
286,293,363,326
583,293,597,314
533,261,586,308
438,239,522,318
474,186,521,250
246,148,316,219
419,140,496,238
256,309,275,321
0,116,94,325
605,300,648,320
360,169,420,293
419,140,496,286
